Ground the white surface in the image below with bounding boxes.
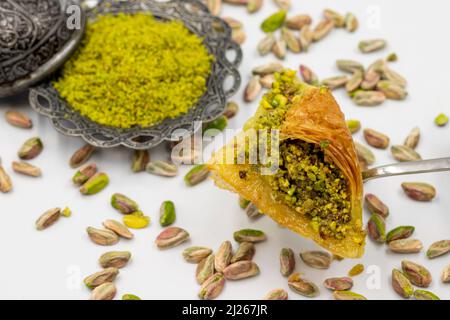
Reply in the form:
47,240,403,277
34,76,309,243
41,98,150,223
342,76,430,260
0,0,449,300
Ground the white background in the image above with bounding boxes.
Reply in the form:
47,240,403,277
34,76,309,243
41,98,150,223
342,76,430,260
0,0,449,300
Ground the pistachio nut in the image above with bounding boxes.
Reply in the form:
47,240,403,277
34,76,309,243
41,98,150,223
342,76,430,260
18,137,43,160
222,16,243,30
426,240,450,259
198,273,225,300
103,219,134,239
159,200,176,227
231,242,255,263
223,261,260,280
72,163,97,185
364,193,389,218
274,0,291,10
359,39,387,53
252,62,284,76
344,13,358,32
321,75,348,90
401,260,432,288
99,251,132,269
352,90,386,106
401,182,436,201
5,110,32,129
381,65,407,87
245,203,263,219
435,113,448,127
131,150,150,172
414,290,440,300
313,19,334,42
122,294,141,300
377,80,408,100
90,282,116,300
247,0,263,13
355,141,375,165
111,193,139,215
441,265,450,283
12,161,41,177
336,60,364,73
123,214,150,229
87,227,119,246
391,145,422,162
215,240,233,272
184,164,210,186
280,248,295,277
299,64,319,85
261,10,287,33
391,269,414,298
386,226,415,243
206,0,222,16
0,162,12,193
146,160,178,177
386,52,398,62
183,246,213,263
403,127,420,149
84,267,119,289
257,33,276,56
80,172,109,195
272,38,287,59
363,128,390,149
233,229,267,243
244,75,262,102
346,119,361,134
238,197,250,209
263,289,288,300
155,227,190,249
288,273,320,298
286,15,312,30
35,208,61,231
300,250,332,269
223,101,239,119
348,264,364,277
282,28,301,53
324,277,353,291
346,70,363,92
323,9,345,27
299,25,313,52
196,254,215,284
333,290,367,300
232,27,246,45
61,207,71,218
361,67,381,90
69,144,95,168
389,239,423,254
367,214,386,243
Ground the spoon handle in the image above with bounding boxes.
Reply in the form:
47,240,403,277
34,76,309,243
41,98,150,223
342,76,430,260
362,157,450,182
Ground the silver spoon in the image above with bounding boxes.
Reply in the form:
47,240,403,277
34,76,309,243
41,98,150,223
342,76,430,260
363,157,450,182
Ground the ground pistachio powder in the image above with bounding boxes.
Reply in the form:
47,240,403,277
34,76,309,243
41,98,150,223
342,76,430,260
53,13,213,129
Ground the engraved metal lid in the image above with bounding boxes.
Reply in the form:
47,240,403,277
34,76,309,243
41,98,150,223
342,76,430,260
29,0,242,150
0,0,85,97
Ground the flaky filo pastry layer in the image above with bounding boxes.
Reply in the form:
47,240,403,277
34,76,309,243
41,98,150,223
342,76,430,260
208,72,366,258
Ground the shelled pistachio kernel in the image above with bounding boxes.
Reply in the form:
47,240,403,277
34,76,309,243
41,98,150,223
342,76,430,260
184,164,210,186
160,200,176,227
363,128,390,149
69,144,95,168
427,240,450,259
196,254,215,285
223,261,260,280
103,219,134,239
346,120,361,134
386,226,415,243
87,227,119,246
111,193,139,215
146,160,178,177
263,289,288,300
391,269,414,298
61,207,71,217
131,150,150,172
0,161,13,193
198,273,225,300
99,251,131,269
155,227,190,249
35,208,61,230
333,290,367,300
182,246,213,263
91,282,116,300
367,214,386,243
300,251,332,269
435,113,448,127
401,260,432,288
80,173,109,195
288,273,320,298
364,193,389,218
414,290,440,300
231,242,255,263
233,229,267,243
123,213,150,229
223,101,239,119
18,137,43,160
122,294,141,300
12,161,41,177
324,277,353,291
215,240,233,273
84,267,119,289
401,182,436,201
348,263,364,277
280,248,295,276
5,110,32,128
72,163,97,185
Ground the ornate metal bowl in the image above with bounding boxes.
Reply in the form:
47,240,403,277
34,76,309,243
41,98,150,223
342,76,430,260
29,0,242,149
0,0,85,97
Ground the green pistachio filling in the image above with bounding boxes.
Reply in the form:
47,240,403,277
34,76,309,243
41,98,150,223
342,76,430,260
268,139,351,239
